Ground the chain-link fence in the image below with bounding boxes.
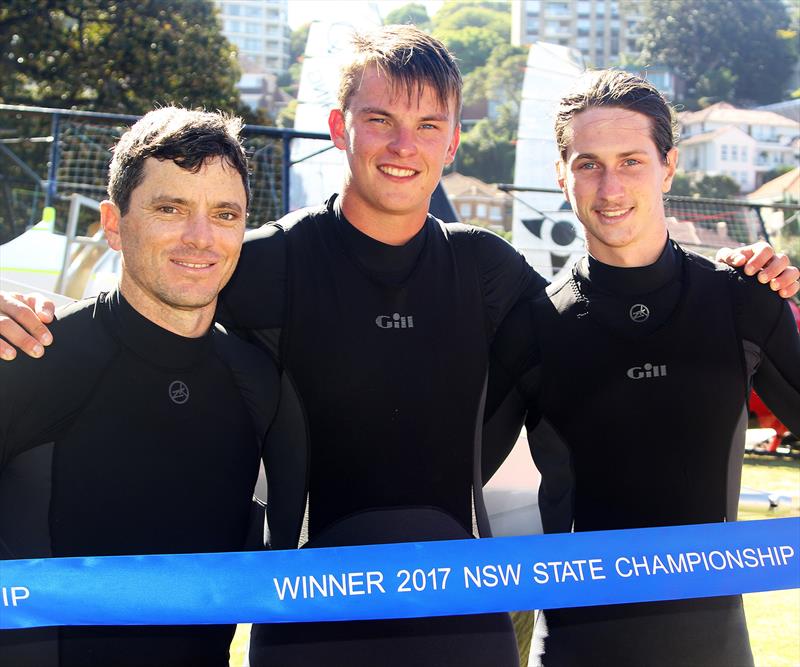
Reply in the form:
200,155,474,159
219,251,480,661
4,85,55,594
501,184,800,281
0,104,332,243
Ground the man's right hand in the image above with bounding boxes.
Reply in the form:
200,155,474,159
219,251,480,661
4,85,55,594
0,292,56,360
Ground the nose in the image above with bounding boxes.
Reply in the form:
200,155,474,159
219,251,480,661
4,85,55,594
597,169,624,200
388,125,417,157
181,210,214,249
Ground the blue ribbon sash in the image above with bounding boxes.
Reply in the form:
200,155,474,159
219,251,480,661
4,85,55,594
2,518,797,629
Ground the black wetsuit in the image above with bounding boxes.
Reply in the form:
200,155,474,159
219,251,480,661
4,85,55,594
0,291,280,667
486,240,800,667
219,196,546,666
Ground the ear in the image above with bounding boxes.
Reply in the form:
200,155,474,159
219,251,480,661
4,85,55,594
556,160,568,196
100,200,122,251
444,122,461,166
662,147,679,193
328,108,347,150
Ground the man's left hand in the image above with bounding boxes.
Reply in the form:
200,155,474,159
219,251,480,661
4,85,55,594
717,241,799,299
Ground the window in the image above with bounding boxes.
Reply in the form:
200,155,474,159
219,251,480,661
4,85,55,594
244,5,263,17
741,147,748,162
245,22,259,34
227,3,241,16
720,145,728,161
731,145,738,161
460,203,472,218
547,2,570,16
490,206,502,221
225,19,241,32
244,38,260,51
476,204,488,218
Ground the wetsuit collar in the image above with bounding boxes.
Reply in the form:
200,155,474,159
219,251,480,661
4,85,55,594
329,195,428,286
576,239,680,296
101,290,213,369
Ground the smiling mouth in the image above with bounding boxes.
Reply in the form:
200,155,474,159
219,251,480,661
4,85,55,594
597,208,632,220
379,165,417,178
172,260,214,269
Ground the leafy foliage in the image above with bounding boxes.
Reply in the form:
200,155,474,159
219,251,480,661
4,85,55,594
638,0,795,107
0,0,246,115
670,173,741,198
384,3,431,29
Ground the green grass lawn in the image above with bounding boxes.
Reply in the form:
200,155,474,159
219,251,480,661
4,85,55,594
740,455,800,667
228,456,800,666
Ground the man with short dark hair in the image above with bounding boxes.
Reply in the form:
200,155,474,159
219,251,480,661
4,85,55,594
0,107,281,667
486,70,800,666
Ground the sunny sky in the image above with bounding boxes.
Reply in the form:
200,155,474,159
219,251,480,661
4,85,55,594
287,0,444,30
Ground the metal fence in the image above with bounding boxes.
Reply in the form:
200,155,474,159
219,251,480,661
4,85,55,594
500,184,800,264
0,104,333,243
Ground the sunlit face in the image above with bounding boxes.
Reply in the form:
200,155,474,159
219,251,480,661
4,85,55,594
557,106,678,266
102,157,246,327
328,65,460,225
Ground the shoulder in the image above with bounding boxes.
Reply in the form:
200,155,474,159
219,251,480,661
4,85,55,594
440,221,513,253
0,294,115,442
440,221,536,276
275,202,332,234
212,324,279,385
681,246,786,339
33,294,115,369
544,271,581,315
211,325,280,436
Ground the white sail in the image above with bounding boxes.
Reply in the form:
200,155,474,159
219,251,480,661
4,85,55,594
290,14,382,210
512,42,585,281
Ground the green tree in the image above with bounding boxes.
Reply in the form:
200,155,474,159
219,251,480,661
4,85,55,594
433,1,510,30
278,23,310,98
669,173,741,198
384,3,431,29
693,174,741,199
434,25,506,76
639,0,795,107
455,104,517,184
462,43,527,112
669,173,693,196
431,1,511,77
0,0,245,114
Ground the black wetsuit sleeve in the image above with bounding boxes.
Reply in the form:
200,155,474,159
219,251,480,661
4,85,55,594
0,302,105,466
733,276,800,434
482,299,544,481
468,227,548,337
217,223,288,331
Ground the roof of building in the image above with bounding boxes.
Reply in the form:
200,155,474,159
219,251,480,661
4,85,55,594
747,167,800,203
679,102,798,129
441,172,510,199
679,124,754,147
756,99,800,124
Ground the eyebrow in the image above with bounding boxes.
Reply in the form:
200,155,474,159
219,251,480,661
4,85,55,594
147,195,243,212
572,149,649,161
357,106,450,122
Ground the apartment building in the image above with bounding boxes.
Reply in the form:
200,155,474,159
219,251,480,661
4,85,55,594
679,102,799,192
511,0,645,68
213,1,291,112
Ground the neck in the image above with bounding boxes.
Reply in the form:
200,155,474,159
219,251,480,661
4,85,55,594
339,189,428,246
587,228,669,268
119,278,214,338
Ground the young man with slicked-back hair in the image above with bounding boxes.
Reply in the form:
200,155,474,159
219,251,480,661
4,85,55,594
486,69,800,667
